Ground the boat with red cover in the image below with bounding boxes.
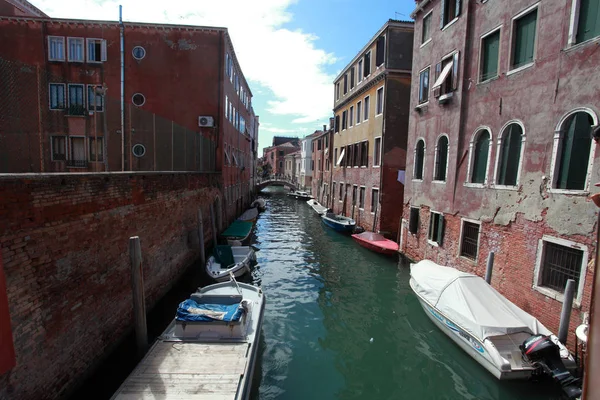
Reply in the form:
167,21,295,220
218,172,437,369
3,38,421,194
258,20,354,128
351,232,398,255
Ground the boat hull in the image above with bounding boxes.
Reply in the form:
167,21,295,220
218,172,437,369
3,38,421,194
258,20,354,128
351,234,398,255
321,217,355,233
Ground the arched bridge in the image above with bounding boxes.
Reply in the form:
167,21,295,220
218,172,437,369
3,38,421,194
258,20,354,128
257,176,298,191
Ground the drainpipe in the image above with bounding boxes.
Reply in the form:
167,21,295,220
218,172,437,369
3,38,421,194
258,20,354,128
119,5,125,171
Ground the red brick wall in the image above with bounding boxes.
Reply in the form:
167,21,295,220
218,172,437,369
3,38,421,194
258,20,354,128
0,172,221,400
0,254,15,376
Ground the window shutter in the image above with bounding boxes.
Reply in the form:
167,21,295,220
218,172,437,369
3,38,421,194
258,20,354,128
437,215,445,246
455,0,461,17
452,52,460,91
577,0,600,43
433,62,442,98
409,208,419,234
428,214,434,240
440,0,446,28
101,40,107,61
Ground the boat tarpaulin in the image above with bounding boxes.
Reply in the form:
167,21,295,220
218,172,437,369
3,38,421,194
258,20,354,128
222,220,253,238
176,299,244,322
410,260,551,341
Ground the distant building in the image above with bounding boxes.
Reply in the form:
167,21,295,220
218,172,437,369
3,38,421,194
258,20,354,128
284,150,301,183
312,126,334,204
299,130,323,191
330,19,414,236
402,0,600,345
262,141,299,176
272,135,300,147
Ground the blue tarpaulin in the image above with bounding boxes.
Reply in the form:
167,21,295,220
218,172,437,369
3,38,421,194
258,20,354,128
176,299,244,322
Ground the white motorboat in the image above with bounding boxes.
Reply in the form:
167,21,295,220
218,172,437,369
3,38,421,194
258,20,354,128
306,199,329,215
251,197,266,211
410,260,580,396
206,245,256,282
287,190,313,200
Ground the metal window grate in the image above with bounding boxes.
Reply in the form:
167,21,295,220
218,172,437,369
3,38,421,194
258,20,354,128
460,222,479,260
541,242,583,294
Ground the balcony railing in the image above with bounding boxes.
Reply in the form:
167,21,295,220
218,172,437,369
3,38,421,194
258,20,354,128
66,159,88,168
68,105,86,116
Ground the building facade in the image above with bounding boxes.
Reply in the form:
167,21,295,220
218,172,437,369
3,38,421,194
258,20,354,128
284,150,301,183
299,130,322,191
311,128,334,203
262,137,299,177
403,0,600,345
330,19,414,235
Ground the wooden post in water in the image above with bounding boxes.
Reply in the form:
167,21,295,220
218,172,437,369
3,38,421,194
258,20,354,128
558,279,577,345
198,208,205,266
210,202,218,245
485,252,495,284
129,236,147,356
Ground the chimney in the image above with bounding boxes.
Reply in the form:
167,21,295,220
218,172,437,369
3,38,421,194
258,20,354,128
329,117,334,130
323,124,327,132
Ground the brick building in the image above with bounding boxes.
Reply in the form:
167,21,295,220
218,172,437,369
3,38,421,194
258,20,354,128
299,130,322,191
402,0,600,345
262,137,299,176
311,127,334,204
330,19,414,235
284,150,301,183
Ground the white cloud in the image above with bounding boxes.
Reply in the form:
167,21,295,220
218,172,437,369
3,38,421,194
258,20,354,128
261,127,297,134
30,0,336,124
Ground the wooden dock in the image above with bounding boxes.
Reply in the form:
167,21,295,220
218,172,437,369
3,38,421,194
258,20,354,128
111,341,251,399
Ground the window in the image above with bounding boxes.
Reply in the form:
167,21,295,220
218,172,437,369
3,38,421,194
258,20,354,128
349,106,354,127
419,67,430,104
353,143,360,167
279,161,283,169
433,52,459,97
376,35,385,67
470,129,491,184
497,123,524,186
311,160,314,171
360,141,368,167
334,148,338,167
339,182,344,200
428,212,445,245
225,95,229,120
409,207,419,234
364,96,370,121
49,83,65,110
511,8,537,69
67,37,84,62
333,182,337,201
337,147,346,167
335,115,340,133
575,0,600,43
434,136,448,181
352,185,357,206
89,137,104,162
87,85,104,112
553,111,595,190
376,86,384,115
132,93,145,106
51,136,66,160
357,101,362,124
346,145,353,168
336,83,340,100
371,188,379,213
68,84,85,115
480,30,500,82
342,110,348,130
460,220,480,260
359,186,365,209
278,150,284,156
87,39,107,63
414,139,425,180
344,74,348,94
69,137,86,167
358,60,363,82
48,36,65,61
317,140,322,151
422,12,432,44
441,0,461,27
132,46,146,60
374,136,381,167
350,67,355,89
364,51,371,77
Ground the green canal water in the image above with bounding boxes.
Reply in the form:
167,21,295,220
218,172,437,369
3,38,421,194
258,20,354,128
252,188,563,400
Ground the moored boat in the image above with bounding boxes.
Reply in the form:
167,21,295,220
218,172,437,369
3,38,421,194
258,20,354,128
221,220,254,245
351,231,398,255
306,199,329,215
206,245,256,282
237,207,259,223
321,212,356,233
410,260,581,397
287,190,313,200
251,197,266,211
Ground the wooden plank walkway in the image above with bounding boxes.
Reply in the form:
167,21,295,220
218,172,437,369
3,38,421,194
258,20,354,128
112,341,250,400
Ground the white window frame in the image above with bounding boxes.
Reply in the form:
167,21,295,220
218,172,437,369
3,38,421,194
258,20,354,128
376,34,386,69
465,126,493,187
549,107,598,194
375,85,384,116
68,135,87,165
458,217,481,262
533,235,588,305
420,10,433,47
373,136,382,168
67,83,86,110
86,84,104,112
364,50,372,78
48,83,66,110
48,36,65,61
88,136,105,162
86,38,107,63
507,3,540,75
478,26,502,83
567,0,600,47
67,37,85,62
493,120,526,190
432,133,450,184
427,210,443,247
356,101,362,125
335,82,340,101
413,137,426,182
363,95,370,122
371,187,380,214
349,106,354,128
358,59,363,83
342,110,348,131
51,135,67,161
417,65,431,106
359,185,366,210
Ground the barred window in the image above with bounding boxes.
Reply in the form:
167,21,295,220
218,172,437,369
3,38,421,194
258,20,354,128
540,241,584,295
460,221,480,260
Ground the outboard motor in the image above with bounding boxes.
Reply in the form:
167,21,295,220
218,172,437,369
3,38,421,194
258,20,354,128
520,335,581,399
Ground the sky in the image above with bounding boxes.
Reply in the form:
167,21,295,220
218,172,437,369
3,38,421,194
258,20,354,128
29,0,416,154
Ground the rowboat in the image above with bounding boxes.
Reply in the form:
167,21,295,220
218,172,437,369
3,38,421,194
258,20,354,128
351,231,398,255
237,207,259,223
111,277,265,400
250,197,266,211
287,190,314,201
306,199,329,215
410,260,580,396
206,245,256,282
321,212,355,233
221,220,253,245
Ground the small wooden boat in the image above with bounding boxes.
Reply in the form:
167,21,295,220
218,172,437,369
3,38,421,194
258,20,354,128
251,197,266,211
237,207,259,223
410,260,579,392
221,220,253,245
287,190,313,200
321,212,356,233
351,231,398,255
206,245,256,282
111,277,265,400
306,199,329,215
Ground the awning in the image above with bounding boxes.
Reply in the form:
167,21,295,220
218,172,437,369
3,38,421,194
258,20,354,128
336,148,346,166
432,61,453,89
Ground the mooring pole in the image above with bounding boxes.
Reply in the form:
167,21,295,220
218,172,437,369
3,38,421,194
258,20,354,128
485,252,495,284
198,208,205,266
210,202,218,245
558,279,577,345
129,236,147,357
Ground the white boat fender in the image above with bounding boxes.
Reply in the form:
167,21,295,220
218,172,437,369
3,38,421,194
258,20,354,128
370,338,374,343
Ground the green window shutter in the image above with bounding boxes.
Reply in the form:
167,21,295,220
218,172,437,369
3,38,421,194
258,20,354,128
428,214,434,240
481,31,500,81
471,131,490,183
513,10,537,68
558,113,593,189
437,215,445,246
498,124,523,186
577,0,600,43
440,0,446,29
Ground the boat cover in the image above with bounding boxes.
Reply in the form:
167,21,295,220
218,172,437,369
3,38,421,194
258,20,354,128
238,208,258,221
410,260,551,341
222,220,253,238
352,232,399,251
214,245,235,268
176,299,244,322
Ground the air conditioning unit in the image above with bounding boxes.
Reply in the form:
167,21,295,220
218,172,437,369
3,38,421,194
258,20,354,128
198,116,214,127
